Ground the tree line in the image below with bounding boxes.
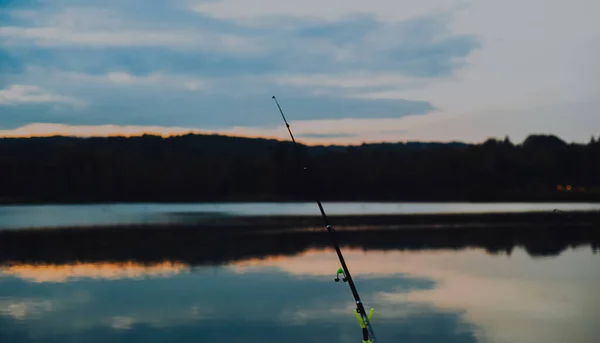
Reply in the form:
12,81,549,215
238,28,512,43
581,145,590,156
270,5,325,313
0,133,598,203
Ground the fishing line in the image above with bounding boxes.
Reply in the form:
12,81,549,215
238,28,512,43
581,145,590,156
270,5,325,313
272,96,378,343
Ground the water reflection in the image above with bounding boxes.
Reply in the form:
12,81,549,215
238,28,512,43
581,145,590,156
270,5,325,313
0,261,189,283
240,247,600,343
1,247,598,343
2,220,597,270
0,253,471,343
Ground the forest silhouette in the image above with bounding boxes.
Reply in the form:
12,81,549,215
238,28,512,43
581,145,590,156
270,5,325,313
0,133,598,203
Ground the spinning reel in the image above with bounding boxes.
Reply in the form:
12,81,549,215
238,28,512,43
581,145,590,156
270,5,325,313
334,267,348,283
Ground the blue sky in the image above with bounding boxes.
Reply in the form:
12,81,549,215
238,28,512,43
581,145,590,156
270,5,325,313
1,0,598,144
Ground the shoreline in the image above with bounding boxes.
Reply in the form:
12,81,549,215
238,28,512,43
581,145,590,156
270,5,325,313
1,210,599,232
1,211,598,266
3,209,597,231
1,198,599,206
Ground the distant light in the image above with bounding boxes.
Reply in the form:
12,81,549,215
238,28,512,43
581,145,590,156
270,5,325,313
556,185,563,191
566,185,572,191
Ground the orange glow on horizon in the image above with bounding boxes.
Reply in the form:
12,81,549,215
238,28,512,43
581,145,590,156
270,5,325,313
0,123,341,146
0,128,282,141
6,131,285,141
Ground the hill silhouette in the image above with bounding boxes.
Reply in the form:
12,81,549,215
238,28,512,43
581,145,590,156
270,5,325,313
0,133,598,203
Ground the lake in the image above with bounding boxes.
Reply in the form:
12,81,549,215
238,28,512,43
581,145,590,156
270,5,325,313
1,244,598,343
1,201,598,342
2,202,600,229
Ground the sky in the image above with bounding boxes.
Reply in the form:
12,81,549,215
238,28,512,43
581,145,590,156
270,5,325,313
1,0,598,145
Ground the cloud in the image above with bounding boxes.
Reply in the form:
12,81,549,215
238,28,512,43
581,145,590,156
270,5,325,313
191,0,467,22
0,66,435,130
0,26,264,54
0,84,82,106
0,0,597,143
62,70,208,89
1,6,264,54
3,2,464,131
276,73,422,90
1,6,479,78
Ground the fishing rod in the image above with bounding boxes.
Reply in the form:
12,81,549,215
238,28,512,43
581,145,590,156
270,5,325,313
272,96,378,343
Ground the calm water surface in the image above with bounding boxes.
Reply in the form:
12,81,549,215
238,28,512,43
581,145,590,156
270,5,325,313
1,246,598,343
2,202,600,229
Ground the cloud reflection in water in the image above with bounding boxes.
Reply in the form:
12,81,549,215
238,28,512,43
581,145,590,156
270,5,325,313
0,247,597,343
